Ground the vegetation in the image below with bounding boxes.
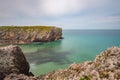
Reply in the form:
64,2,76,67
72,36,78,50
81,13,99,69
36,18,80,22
0,26,62,33
0,26,56,30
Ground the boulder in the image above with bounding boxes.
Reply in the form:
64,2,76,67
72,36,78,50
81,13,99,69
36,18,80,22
0,45,30,75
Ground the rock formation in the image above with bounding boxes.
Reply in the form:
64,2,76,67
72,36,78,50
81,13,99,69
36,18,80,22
0,45,30,79
0,26,63,44
37,47,120,80
0,45,119,80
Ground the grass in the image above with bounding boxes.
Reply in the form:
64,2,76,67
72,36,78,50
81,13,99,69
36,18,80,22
0,26,56,29
0,26,62,32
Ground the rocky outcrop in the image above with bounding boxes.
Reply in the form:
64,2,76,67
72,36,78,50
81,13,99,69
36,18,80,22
1,46,120,80
38,47,120,80
0,26,63,44
0,45,30,79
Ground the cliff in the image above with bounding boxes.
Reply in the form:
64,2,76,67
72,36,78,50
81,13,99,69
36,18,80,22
0,45,119,80
0,26,63,44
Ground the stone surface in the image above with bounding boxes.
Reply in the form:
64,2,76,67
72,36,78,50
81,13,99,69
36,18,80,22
0,26,63,44
4,74,37,80
0,45,30,75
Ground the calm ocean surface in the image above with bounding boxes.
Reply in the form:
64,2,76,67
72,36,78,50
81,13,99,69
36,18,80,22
19,30,120,75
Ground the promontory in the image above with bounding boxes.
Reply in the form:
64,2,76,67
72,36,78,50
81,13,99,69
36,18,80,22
0,26,63,44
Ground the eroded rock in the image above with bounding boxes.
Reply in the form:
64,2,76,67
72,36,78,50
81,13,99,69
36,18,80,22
38,47,120,80
0,45,30,76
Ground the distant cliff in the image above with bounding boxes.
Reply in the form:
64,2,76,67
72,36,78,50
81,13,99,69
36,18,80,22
0,26,63,44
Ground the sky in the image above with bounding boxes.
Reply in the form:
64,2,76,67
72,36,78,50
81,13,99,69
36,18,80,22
0,0,120,29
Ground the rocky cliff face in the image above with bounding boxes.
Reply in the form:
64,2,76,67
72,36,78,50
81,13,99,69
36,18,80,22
0,26,63,44
0,45,119,80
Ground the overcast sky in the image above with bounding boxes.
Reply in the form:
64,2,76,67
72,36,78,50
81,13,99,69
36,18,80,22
0,0,120,29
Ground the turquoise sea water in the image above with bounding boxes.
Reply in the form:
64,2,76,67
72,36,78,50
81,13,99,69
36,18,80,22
19,30,120,75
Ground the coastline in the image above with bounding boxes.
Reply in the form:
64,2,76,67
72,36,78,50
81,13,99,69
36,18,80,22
0,45,119,80
0,26,63,45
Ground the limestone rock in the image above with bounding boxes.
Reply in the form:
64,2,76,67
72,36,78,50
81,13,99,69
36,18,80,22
0,45,30,75
38,47,120,80
5,74,37,80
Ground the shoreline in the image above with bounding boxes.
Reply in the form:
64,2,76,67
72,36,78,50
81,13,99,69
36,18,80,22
0,45,119,80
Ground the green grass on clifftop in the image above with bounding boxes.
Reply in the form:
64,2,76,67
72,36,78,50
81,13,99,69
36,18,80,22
0,26,61,32
0,26,57,29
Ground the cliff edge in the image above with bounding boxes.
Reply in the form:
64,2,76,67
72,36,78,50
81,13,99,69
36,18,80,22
0,26,63,44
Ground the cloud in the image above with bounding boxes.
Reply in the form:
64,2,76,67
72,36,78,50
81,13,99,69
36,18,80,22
39,0,85,16
0,0,110,17
0,0,87,17
0,0,120,29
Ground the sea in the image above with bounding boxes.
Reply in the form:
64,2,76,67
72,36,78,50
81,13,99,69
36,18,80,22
19,30,120,75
